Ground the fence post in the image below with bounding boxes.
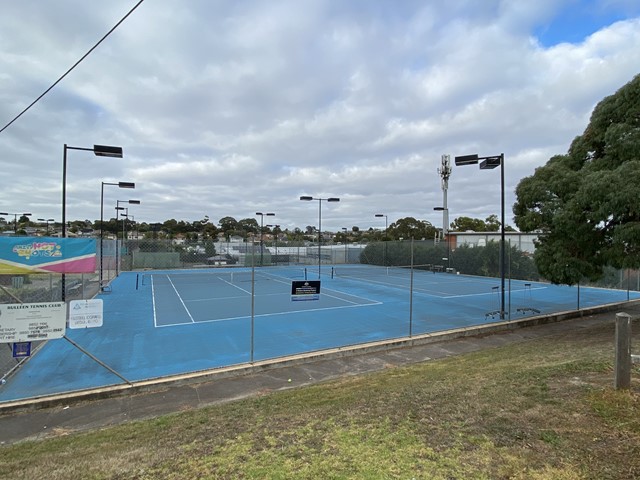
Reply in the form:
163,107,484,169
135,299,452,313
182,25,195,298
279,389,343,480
614,312,632,390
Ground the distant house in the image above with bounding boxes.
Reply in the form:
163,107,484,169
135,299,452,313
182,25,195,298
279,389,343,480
450,231,539,254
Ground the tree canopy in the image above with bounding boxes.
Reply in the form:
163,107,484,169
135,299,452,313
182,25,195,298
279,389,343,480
513,74,640,284
387,217,437,240
449,215,502,232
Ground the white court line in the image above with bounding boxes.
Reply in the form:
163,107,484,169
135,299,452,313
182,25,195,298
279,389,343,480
154,275,382,328
335,274,548,299
156,300,383,328
441,285,548,299
219,275,253,295
151,275,158,327
166,275,196,323
180,283,380,306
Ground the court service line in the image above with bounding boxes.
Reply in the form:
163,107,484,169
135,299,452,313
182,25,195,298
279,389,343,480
167,275,196,323
442,285,548,299
321,286,382,304
182,286,380,305
218,276,252,295
156,301,383,328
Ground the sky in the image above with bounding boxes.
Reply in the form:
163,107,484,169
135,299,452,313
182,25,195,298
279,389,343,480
0,0,639,233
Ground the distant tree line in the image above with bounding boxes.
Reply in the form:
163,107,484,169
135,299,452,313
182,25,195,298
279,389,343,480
1,214,513,242
360,241,539,281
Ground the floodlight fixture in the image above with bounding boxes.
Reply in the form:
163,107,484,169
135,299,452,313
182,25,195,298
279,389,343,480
454,154,479,166
93,145,124,158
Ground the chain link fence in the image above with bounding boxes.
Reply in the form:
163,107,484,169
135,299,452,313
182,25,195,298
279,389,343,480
2,236,638,387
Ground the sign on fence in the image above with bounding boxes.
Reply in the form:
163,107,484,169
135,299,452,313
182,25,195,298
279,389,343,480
68,299,104,329
0,302,66,343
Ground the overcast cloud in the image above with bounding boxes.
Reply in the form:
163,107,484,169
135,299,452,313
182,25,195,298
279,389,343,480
1,0,639,232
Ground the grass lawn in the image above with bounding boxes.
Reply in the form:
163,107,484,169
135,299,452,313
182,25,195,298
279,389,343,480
1,319,639,479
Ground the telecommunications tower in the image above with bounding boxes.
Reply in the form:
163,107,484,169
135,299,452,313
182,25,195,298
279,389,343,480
437,154,451,239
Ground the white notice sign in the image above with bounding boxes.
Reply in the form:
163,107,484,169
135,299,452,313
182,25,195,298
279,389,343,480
0,302,66,343
68,299,104,329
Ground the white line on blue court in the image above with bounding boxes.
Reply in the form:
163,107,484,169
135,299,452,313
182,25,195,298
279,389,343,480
218,276,252,295
167,275,196,323
151,275,158,327
321,287,381,305
156,300,383,328
442,285,547,299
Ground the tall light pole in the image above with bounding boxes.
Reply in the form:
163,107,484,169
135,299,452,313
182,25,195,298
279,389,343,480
100,181,135,289
267,224,280,265
342,227,348,264
255,212,275,266
434,207,450,269
300,196,340,278
37,218,55,235
115,199,140,275
374,213,388,266
0,212,32,234
62,144,123,301
454,153,505,319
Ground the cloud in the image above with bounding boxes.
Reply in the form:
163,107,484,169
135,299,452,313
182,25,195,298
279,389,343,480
0,0,638,232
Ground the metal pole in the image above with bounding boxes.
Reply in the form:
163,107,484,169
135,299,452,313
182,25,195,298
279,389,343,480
100,183,105,288
61,144,67,302
384,216,387,266
260,214,264,266
318,198,322,278
409,237,414,337
500,153,505,320
250,242,255,363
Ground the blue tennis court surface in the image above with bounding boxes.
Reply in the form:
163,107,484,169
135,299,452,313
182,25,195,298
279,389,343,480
1,265,638,402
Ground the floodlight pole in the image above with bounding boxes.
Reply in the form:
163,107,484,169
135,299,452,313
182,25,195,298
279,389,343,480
37,218,55,235
115,199,140,275
267,224,280,265
454,153,505,320
300,196,340,278
62,144,123,301
100,181,135,289
374,213,388,266
256,212,275,266
434,207,450,269
342,227,348,263
0,212,32,234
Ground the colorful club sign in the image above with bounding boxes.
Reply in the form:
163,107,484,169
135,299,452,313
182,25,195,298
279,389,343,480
0,237,97,274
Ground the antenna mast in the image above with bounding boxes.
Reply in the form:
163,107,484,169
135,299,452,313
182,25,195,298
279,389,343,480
437,154,451,238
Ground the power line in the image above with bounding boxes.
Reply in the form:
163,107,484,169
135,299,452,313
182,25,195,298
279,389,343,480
0,0,146,135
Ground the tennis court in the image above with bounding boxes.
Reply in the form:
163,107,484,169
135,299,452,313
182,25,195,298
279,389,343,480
0,264,637,402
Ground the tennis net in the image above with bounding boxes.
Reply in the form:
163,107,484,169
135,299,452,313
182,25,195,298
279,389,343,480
141,267,307,286
331,264,436,279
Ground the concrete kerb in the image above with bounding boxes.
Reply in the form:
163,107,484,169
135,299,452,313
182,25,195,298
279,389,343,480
1,299,638,415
